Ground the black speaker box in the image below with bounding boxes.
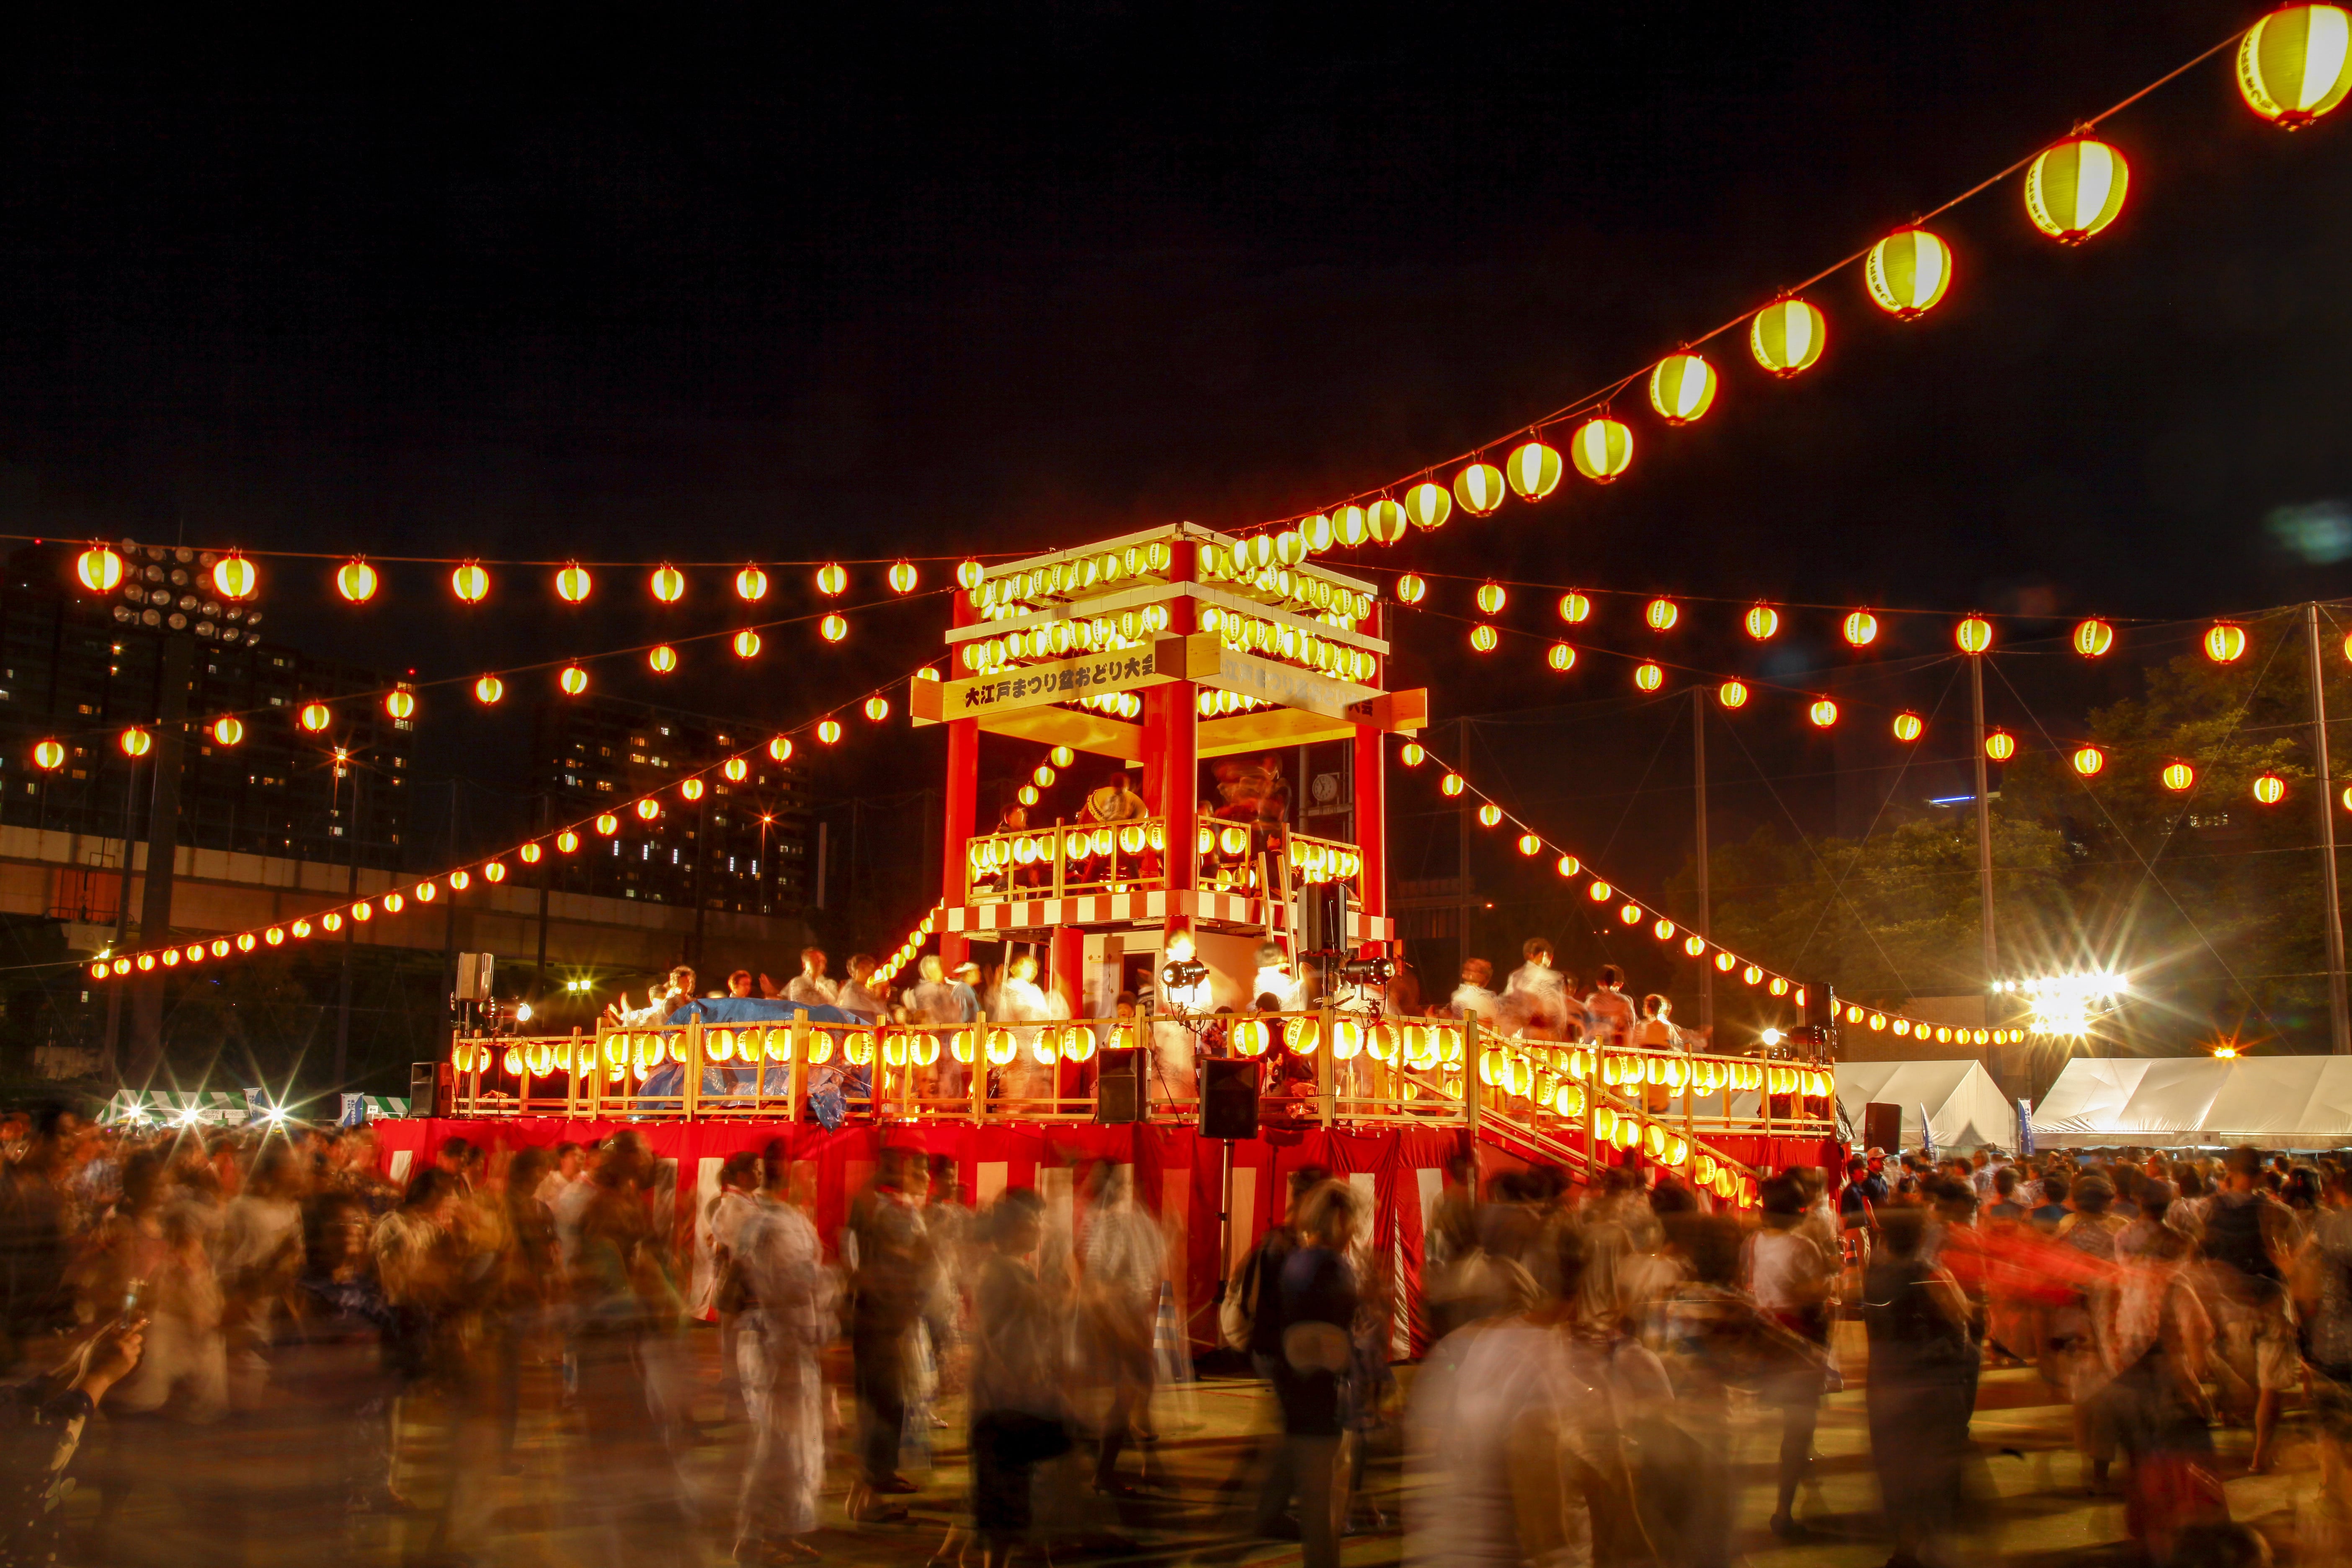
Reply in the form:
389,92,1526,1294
412,1061,452,1118
1862,1101,1903,1153
1094,1046,1146,1124
1200,1056,1262,1140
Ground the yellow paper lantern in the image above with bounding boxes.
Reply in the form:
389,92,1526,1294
1743,604,1779,640
451,561,490,603
2073,618,2115,658
1393,573,1427,606
1452,461,1507,517
1475,581,1506,615
1516,832,1542,857
732,629,762,660
1569,416,1632,482
1808,698,1838,729
1547,642,1576,673
31,739,64,771
554,561,592,603
1506,438,1562,501
560,664,589,696
2025,135,2129,245
1864,227,1953,319
595,812,619,835
1366,498,1408,544
212,552,258,601
75,542,124,593
1399,741,1426,766
1477,802,1503,827
1749,297,1826,377
735,565,769,601
648,645,678,674
1643,597,1678,632
473,675,503,704
1718,679,1749,709
299,700,333,731
211,715,243,746
384,689,415,721
2072,745,2106,777
1955,616,1993,654
1842,609,1879,647
864,696,890,722
1893,712,1924,743
888,560,918,593
2254,773,2287,805
1985,730,2016,762
820,613,849,644
815,562,848,596
1403,480,1452,531
648,563,685,604
1469,624,1498,653
818,719,843,745
1556,854,1581,877
335,557,379,603
1647,353,1717,424
2240,5,2352,126
1557,591,1591,624
768,736,794,763
2204,622,2247,664
1634,662,1663,692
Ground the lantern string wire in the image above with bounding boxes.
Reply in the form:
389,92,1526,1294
1225,25,2251,541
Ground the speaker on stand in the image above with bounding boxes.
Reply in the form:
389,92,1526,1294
1095,1047,1147,1124
1200,1056,1262,1141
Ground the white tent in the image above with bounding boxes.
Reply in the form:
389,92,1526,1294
2032,1056,2352,1149
1833,1060,2017,1153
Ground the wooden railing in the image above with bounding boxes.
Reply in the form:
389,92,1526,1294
443,1010,1831,1197
959,815,1366,905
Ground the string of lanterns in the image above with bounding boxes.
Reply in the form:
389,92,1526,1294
870,906,945,989
80,658,941,985
1399,738,2030,1049
1213,10,2344,550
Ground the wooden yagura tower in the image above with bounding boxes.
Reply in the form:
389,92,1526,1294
911,523,1425,1013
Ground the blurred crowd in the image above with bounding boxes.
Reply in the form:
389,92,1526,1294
0,1096,2342,1566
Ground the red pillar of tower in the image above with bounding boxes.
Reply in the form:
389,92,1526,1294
1150,546,1199,931
940,590,979,969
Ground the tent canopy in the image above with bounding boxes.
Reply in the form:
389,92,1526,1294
2032,1056,2352,1149
1833,1060,2017,1154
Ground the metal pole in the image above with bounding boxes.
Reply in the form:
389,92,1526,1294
2308,603,2352,1055
1693,688,1712,1033
1970,652,1997,1000
1455,716,1471,988
335,766,362,1085
99,756,141,1078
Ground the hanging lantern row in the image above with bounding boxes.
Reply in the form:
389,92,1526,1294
1227,9,2352,560
75,666,930,981
1396,737,2044,1046
869,905,945,989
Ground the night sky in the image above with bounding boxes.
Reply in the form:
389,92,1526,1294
0,3,2342,925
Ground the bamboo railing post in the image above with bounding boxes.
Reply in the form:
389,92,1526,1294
974,1011,990,1123
788,1011,808,1124
1464,1015,1480,1135
1318,1003,1336,1129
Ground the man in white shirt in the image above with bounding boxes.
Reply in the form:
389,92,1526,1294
784,948,839,1010
1501,938,1571,1038
1450,959,1501,1027
1250,942,1304,1014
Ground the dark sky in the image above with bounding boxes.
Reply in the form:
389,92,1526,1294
0,2,2342,897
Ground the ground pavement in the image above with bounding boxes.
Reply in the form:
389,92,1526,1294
58,1321,2337,1565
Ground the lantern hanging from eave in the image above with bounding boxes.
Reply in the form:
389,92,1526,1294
2240,5,2352,127
1569,416,1632,483
1403,480,1452,531
1647,353,1717,424
1864,227,1953,319
1504,438,1562,501
2025,134,2129,245
1452,461,1507,516
1749,297,1826,377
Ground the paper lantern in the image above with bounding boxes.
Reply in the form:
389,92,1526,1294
732,629,762,660
1644,597,1679,631
2027,135,2129,244
2254,773,2287,805
1569,416,1632,482
554,831,578,853
1298,513,1333,553
724,757,748,783
1955,616,1993,654
212,552,257,601
559,664,588,696
119,726,151,758
335,557,379,603
1893,712,1924,743
1718,679,1749,709
768,736,794,762
1547,642,1576,672
864,696,890,722
815,562,848,596
1451,462,1507,518
1842,610,1879,647
31,739,63,771
1516,832,1542,856
1557,591,1591,624
1477,803,1503,828
957,559,984,591
451,561,490,603
1749,297,1826,377
1328,505,1368,547
1634,662,1664,692
2074,619,2115,658
595,812,619,835
211,716,243,746
634,797,660,822
735,565,769,601
1808,699,1838,728
888,560,918,593
1469,624,1498,653
75,542,123,593
554,562,592,603
449,867,472,890
1864,227,1953,319
2241,6,2352,126
1403,480,1452,530
1395,573,1427,605
1589,880,1612,900
2072,745,2106,777
383,689,415,721
649,563,685,603
1648,353,1718,424
351,902,371,923
1366,498,1408,544
482,863,505,887
1439,773,1466,798
1501,438,1563,503
1743,604,1779,640
1985,730,2016,762
820,614,848,643
1553,855,1581,881
1033,765,1056,789
1400,742,1425,766
648,645,678,675
473,674,503,705
2204,622,2247,664
818,720,843,744
1475,581,1506,615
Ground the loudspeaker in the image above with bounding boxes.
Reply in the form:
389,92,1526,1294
1094,1047,1146,1124
1804,983,1837,1049
1200,1056,1262,1140
1863,1101,1903,1154
413,1061,452,1118
1295,879,1348,959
